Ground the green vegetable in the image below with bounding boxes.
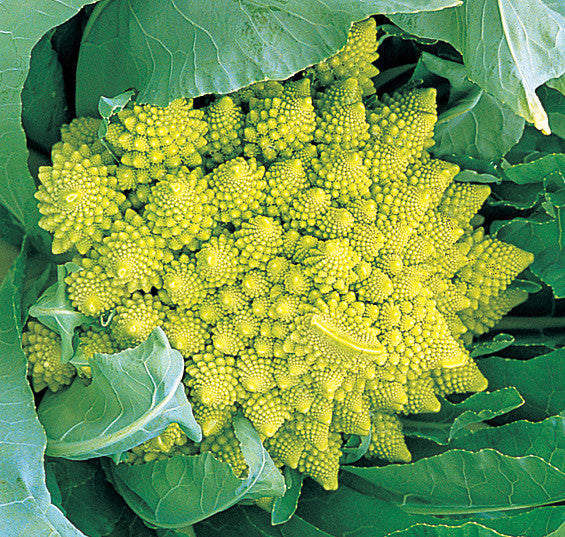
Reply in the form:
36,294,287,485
25,16,534,501
2,2,565,536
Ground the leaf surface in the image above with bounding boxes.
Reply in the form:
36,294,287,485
344,449,565,514
402,388,524,444
0,241,85,535
478,349,565,420
38,327,201,460
29,263,91,362
413,53,524,160
105,418,285,528
75,0,461,115
390,0,565,132
46,457,158,537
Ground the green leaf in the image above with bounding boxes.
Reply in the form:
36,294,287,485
0,240,85,535
414,53,524,161
390,1,565,133
447,416,565,471
98,90,136,139
21,29,70,153
75,0,461,115
0,0,92,238
538,85,565,141
455,170,501,184
271,467,303,526
495,208,565,297
402,387,523,444
477,505,565,537
29,262,91,362
387,523,514,537
105,417,285,528
46,457,158,537
344,448,565,515
195,504,334,537
38,327,201,460
489,154,565,296
478,348,565,420
340,432,372,464
470,333,515,358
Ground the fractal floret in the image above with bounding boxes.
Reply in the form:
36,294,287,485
25,18,534,491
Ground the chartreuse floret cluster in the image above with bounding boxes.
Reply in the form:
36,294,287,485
24,18,533,491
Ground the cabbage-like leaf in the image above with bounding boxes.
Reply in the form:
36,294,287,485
75,0,461,115
387,523,514,537
46,457,158,537
29,263,91,362
447,415,565,470
105,418,285,528
413,53,524,160
390,1,565,133
344,449,565,514
38,327,201,461
402,387,524,444
0,242,85,535
479,349,565,420
271,467,303,526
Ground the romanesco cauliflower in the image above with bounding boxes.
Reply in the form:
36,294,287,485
23,18,534,491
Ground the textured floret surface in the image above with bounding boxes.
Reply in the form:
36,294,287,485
27,18,533,491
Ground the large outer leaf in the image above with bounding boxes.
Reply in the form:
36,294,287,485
38,327,201,460
75,0,460,115
412,53,524,161
105,418,285,528
344,449,565,514
478,349,565,420
0,1,93,237
0,241,85,535
390,1,565,133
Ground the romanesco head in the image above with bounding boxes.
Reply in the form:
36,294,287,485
30,18,534,493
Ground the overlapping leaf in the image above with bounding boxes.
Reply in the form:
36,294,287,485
412,53,524,161
390,1,565,132
46,457,159,537
0,0,92,239
105,418,285,528
75,0,461,115
29,262,91,361
478,348,565,420
0,242,85,535
401,387,523,444
38,327,201,461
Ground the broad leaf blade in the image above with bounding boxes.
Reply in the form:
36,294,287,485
0,241,85,535
271,467,303,526
344,449,565,514
414,53,524,160
387,523,514,537
39,327,201,460
105,418,285,528
46,457,159,537
75,0,461,115
402,388,523,444
478,349,565,420
391,1,565,132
